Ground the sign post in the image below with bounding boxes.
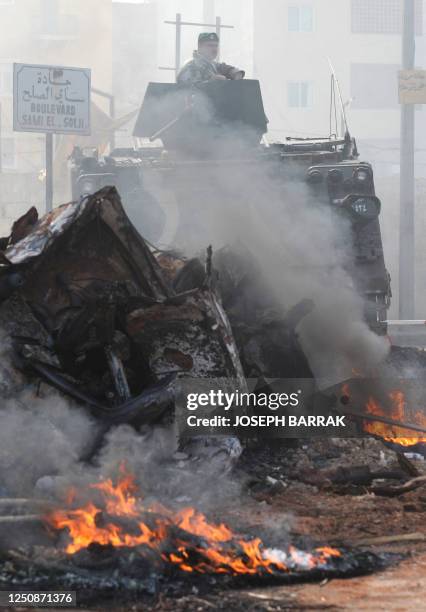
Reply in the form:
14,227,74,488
13,63,91,213
46,133,53,212
398,0,416,320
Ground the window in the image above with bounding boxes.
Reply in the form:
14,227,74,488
351,0,423,35
37,0,79,40
1,137,16,170
287,81,313,108
351,63,399,109
288,5,313,32
0,63,12,95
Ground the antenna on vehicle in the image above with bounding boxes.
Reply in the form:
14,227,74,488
327,58,351,139
329,74,338,138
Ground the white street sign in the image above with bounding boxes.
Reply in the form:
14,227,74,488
13,63,91,134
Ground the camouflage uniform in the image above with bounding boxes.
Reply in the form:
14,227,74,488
177,51,245,86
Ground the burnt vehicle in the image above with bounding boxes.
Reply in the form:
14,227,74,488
70,79,391,338
0,187,253,467
0,190,245,422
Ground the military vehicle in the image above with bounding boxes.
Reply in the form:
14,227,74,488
70,79,391,338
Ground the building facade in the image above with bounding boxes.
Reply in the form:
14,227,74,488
253,0,426,317
113,0,158,120
254,0,424,169
0,0,112,221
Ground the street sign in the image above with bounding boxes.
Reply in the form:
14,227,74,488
13,63,91,134
398,69,426,104
13,63,91,213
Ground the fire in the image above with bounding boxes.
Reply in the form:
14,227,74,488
364,390,426,448
46,469,341,575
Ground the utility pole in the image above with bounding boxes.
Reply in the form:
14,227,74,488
399,0,416,319
159,13,234,77
0,102,2,173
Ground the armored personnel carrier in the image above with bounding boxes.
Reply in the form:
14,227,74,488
70,79,391,338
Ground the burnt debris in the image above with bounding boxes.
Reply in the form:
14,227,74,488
0,187,245,435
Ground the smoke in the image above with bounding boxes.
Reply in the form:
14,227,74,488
0,390,95,498
0,100,388,512
158,123,389,384
0,380,244,513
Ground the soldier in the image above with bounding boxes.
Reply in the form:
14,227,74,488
177,32,245,86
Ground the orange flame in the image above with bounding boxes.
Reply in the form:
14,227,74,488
364,391,426,448
46,470,341,575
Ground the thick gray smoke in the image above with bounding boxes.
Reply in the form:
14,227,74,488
0,390,95,497
160,127,389,385
0,113,388,506
0,160,388,513
0,384,243,509
0,389,169,499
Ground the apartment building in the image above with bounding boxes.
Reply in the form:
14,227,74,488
254,0,425,174
253,0,426,317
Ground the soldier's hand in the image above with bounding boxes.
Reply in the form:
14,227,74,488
233,71,244,80
212,74,227,81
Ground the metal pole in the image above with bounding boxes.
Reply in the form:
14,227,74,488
161,15,233,75
46,132,53,213
399,0,416,319
216,16,221,61
0,102,2,173
175,13,182,75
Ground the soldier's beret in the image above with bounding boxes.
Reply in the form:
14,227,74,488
198,32,219,44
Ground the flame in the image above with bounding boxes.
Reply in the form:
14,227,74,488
46,470,341,575
363,391,426,447
341,384,426,449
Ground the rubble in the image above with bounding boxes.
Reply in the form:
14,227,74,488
0,187,245,440
0,188,424,463
0,187,425,608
